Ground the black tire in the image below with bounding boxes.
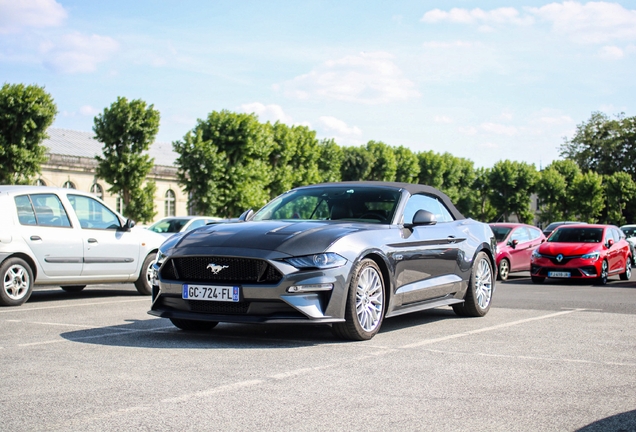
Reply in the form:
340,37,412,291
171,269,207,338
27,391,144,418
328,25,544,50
497,258,510,281
595,260,609,285
134,252,156,295
453,252,493,317
0,257,34,307
620,258,632,281
531,276,545,284
332,258,385,341
60,285,86,293
170,318,218,331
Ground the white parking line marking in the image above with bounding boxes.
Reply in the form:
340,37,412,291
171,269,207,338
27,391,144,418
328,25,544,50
0,298,148,313
161,380,265,404
400,309,584,349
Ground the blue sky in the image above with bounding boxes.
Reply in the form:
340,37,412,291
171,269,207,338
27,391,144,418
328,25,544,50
1,1,635,168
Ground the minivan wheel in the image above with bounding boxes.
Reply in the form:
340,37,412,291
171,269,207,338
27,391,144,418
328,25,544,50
1,258,34,306
135,252,156,295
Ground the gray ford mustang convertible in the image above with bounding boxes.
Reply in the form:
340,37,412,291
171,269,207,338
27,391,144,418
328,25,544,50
148,182,497,340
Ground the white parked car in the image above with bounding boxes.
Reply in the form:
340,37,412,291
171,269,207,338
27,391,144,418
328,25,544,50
0,185,166,306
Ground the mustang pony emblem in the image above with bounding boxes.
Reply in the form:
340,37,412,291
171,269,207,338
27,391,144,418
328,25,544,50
207,263,229,274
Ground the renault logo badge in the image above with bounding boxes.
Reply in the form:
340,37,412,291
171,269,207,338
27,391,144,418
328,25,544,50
207,263,229,274
556,254,564,263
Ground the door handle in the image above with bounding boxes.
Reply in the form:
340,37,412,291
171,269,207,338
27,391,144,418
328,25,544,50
30,236,42,241
447,236,456,243
88,238,98,243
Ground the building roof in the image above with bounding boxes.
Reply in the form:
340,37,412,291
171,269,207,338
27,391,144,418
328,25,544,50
43,128,178,167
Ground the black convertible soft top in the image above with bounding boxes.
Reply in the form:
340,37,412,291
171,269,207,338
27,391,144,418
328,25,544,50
298,181,466,221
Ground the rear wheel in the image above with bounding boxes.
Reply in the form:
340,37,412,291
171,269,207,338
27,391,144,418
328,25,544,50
497,258,510,281
596,260,609,285
453,252,493,317
170,318,218,331
531,276,545,284
332,259,385,341
0,258,34,306
134,252,156,295
60,285,86,293
620,259,631,280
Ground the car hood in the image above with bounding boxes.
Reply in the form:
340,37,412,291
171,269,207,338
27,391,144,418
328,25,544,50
538,242,601,255
170,220,374,256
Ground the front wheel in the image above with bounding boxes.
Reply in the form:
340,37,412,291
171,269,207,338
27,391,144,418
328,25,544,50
134,252,156,295
453,252,493,317
596,260,609,285
1,258,34,306
620,259,631,280
497,258,510,281
332,259,385,341
170,318,218,331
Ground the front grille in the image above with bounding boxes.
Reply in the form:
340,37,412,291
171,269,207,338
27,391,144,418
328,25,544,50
160,256,283,284
189,300,250,314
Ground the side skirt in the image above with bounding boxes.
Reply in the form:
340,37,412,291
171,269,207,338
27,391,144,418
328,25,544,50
385,295,463,318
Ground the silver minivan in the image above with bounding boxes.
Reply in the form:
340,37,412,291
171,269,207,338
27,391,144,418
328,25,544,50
0,185,166,306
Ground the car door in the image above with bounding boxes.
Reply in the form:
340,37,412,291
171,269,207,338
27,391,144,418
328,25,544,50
66,194,140,278
14,193,83,277
604,228,621,273
394,194,463,304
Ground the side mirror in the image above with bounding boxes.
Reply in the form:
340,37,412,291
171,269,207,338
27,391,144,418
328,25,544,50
510,239,519,249
607,238,614,248
238,209,254,222
123,218,136,231
405,209,437,228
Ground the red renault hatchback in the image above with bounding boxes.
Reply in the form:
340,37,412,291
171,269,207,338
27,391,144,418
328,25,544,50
489,223,546,281
530,224,631,285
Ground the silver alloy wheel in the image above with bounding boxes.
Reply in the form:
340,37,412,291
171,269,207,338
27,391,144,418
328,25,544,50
626,264,632,279
145,261,154,285
474,258,493,309
3,264,30,301
355,266,384,332
498,259,510,280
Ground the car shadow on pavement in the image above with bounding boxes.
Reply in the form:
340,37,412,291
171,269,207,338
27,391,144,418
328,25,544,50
500,275,636,288
28,285,143,303
576,409,636,431
58,308,460,349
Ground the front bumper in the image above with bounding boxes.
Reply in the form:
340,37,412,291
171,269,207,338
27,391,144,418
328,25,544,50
531,257,600,279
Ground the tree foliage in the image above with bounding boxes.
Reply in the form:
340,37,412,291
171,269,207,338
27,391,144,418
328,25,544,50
0,83,57,184
365,140,397,181
570,171,605,223
488,160,538,223
341,146,375,181
393,146,420,183
604,172,636,226
93,96,159,223
317,138,343,183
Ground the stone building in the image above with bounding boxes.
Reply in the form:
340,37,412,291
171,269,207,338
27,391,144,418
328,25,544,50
38,128,188,223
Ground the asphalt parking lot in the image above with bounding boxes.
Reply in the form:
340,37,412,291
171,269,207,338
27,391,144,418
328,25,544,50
1,276,635,432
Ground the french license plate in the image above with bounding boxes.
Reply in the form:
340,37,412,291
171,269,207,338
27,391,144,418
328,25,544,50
182,284,240,302
548,271,571,278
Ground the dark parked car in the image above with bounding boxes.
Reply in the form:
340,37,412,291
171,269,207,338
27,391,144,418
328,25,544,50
542,221,584,237
531,224,631,285
489,223,546,281
149,182,497,340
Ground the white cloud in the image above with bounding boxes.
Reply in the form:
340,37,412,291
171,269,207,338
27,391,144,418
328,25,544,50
421,7,533,26
319,116,362,137
240,102,294,124
598,45,624,59
529,1,636,44
41,32,119,73
434,116,453,124
480,122,518,135
0,0,66,33
79,105,98,116
279,51,419,104
458,126,478,136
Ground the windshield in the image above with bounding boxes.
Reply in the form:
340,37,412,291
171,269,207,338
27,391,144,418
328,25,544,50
490,226,512,242
548,227,603,243
148,218,190,233
622,227,636,238
252,186,401,224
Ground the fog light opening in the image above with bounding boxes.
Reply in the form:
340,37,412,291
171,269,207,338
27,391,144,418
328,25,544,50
287,283,333,293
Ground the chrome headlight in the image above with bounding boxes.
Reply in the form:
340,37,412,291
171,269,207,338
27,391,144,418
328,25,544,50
284,253,347,270
531,249,543,259
581,251,600,261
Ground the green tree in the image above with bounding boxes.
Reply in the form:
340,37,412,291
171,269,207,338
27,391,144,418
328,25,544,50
570,171,605,223
560,112,636,179
440,154,475,216
341,146,374,181
393,146,420,183
317,138,343,183
0,83,57,184
365,140,397,181
93,96,159,223
267,122,322,198
535,167,567,224
488,160,538,223
179,110,273,217
417,151,445,189
604,172,636,226
471,167,497,222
